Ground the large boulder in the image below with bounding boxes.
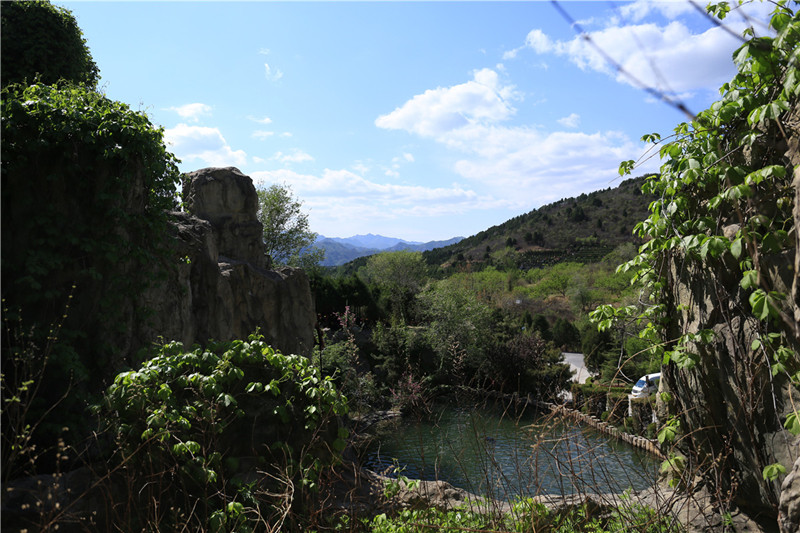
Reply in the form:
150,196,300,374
182,166,269,269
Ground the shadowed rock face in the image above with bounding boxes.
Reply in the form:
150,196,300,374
136,167,315,359
182,166,268,269
656,109,800,529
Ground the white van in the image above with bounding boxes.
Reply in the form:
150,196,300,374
631,372,661,398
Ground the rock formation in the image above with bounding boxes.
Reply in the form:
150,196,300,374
135,167,315,359
656,112,800,529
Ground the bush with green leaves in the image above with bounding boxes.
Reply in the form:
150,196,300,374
594,0,800,516
359,251,429,321
488,332,572,398
1,0,99,88
98,334,348,531
416,278,495,383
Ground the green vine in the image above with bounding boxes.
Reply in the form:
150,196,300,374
1,80,182,435
593,0,799,489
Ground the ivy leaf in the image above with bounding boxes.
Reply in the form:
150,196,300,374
245,381,264,394
784,68,800,97
216,393,237,408
746,165,786,185
771,12,791,31
740,270,759,290
619,160,635,176
763,463,787,481
733,42,752,65
658,420,680,444
762,232,781,253
749,289,769,320
700,236,727,261
749,101,790,126
730,238,743,259
784,413,800,436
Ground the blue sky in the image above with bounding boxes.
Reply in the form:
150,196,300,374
64,1,773,242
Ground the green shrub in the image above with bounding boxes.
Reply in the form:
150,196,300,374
367,497,682,532
1,0,99,88
98,333,348,531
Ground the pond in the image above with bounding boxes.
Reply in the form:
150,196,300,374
364,402,659,500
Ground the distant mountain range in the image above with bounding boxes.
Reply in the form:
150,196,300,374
315,233,463,266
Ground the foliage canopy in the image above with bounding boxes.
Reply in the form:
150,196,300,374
1,81,181,435
1,0,99,88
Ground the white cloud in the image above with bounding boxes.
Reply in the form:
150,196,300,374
509,6,774,98
502,49,518,60
252,130,275,140
617,1,695,23
248,115,273,124
167,103,212,123
375,68,519,137
164,123,247,168
250,167,503,236
280,132,293,138
557,113,581,128
392,152,415,164
351,162,370,175
525,29,554,54
375,68,659,213
264,63,284,81
444,125,658,211
272,149,313,164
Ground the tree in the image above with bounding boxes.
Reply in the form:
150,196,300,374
1,0,99,88
488,332,571,398
417,278,494,382
531,314,552,341
359,251,428,320
256,184,324,268
553,317,581,351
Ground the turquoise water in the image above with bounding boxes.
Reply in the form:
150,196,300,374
364,403,659,500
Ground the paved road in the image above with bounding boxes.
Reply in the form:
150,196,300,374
562,352,591,384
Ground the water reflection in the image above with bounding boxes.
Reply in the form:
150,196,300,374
364,403,658,500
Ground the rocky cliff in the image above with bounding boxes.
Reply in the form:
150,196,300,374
135,167,316,359
656,112,800,530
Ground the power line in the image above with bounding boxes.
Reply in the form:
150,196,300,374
551,0,696,121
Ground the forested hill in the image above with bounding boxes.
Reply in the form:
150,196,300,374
423,175,654,269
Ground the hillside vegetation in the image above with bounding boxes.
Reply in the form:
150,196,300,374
423,176,653,270
4,0,799,531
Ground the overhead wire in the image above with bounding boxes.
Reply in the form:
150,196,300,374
551,0,696,121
